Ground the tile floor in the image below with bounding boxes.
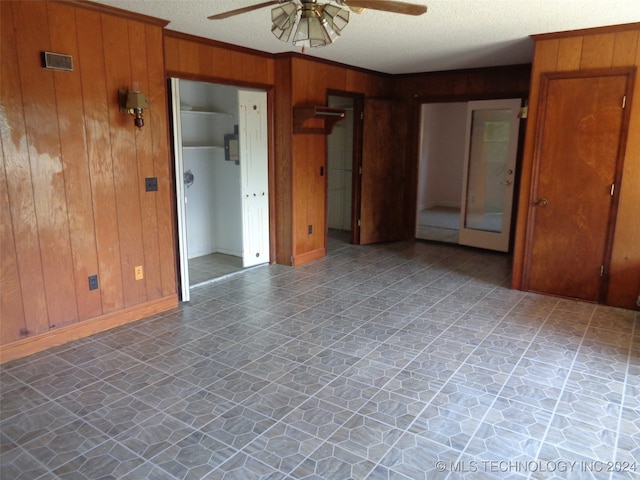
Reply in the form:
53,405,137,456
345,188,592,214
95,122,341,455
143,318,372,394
1,238,639,479
188,253,244,286
416,207,460,244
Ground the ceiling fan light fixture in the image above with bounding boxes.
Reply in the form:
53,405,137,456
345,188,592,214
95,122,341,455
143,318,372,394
321,4,349,36
292,4,332,48
271,2,298,41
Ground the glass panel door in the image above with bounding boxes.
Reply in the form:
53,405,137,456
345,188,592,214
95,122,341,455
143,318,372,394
459,99,521,252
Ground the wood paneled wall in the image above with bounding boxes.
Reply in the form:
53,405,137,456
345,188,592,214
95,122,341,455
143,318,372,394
288,58,391,265
162,35,532,268
393,64,532,100
512,23,640,310
1,1,177,361
164,32,276,85
164,31,393,266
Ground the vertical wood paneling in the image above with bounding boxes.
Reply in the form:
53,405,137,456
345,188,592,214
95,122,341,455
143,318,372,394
612,30,639,66
291,59,332,261
198,43,214,78
608,38,640,308
580,33,615,69
285,56,406,263
164,34,180,70
0,1,48,338
179,39,201,74
145,24,175,298
393,64,531,100
556,37,583,71
514,24,640,310
129,20,159,300
102,14,147,308
1,1,177,356
274,57,293,265
0,155,26,344
13,0,78,330
76,8,123,312
512,39,559,289
212,46,234,79
47,1,102,322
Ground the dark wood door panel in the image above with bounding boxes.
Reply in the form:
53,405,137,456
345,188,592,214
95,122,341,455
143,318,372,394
360,99,409,245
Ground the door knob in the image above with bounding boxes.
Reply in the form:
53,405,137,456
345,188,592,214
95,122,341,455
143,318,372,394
535,198,548,207
501,179,513,185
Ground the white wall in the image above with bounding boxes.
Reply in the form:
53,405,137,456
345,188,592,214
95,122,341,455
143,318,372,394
418,102,467,210
179,80,242,259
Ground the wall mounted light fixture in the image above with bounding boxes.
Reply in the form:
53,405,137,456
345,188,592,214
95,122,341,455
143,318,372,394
118,82,149,129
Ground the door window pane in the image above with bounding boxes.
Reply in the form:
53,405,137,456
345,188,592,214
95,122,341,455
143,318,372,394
463,109,511,233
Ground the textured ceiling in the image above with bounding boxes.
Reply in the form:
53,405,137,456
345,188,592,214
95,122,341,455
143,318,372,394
92,0,640,74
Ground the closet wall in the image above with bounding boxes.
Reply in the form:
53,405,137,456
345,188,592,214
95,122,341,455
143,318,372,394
178,81,242,259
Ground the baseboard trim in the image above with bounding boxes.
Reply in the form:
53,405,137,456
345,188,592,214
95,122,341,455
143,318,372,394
293,248,325,266
0,295,178,364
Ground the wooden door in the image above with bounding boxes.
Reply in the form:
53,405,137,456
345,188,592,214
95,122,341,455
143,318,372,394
526,73,629,302
360,98,409,244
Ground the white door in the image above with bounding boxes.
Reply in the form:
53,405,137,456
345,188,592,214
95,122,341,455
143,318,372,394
170,78,190,301
459,99,521,252
238,90,269,268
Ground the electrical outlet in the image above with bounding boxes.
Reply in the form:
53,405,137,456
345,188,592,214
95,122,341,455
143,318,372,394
308,225,313,234
145,177,158,192
135,265,144,280
88,275,99,291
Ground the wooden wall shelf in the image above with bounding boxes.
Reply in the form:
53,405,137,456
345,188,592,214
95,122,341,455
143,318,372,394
293,105,346,134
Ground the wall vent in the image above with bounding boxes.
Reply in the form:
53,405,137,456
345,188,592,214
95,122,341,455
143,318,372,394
41,51,73,71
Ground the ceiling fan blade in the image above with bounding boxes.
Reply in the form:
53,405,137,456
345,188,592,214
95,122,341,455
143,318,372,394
343,0,427,16
208,1,282,20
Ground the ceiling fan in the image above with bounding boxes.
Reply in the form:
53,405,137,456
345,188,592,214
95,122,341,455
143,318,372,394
208,0,428,48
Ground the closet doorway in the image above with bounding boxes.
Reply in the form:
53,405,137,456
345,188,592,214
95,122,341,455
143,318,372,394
327,94,354,244
416,99,522,252
326,92,364,245
170,79,269,301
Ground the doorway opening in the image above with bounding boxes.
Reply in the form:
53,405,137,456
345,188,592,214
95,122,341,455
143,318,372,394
416,99,522,252
170,79,270,301
326,92,364,248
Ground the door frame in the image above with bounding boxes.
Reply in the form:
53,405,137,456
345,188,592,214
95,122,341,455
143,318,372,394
412,94,528,251
458,98,522,252
168,76,276,301
169,78,190,302
325,90,364,245
521,68,635,302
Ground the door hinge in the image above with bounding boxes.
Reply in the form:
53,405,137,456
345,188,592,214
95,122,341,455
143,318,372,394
358,166,362,175
622,95,626,109
610,184,615,196
357,219,361,227
600,265,605,277
360,111,364,120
